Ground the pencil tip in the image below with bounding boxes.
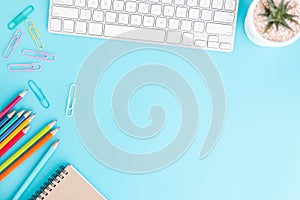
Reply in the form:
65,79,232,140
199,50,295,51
23,110,32,117
7,110,16,118
48,120,58,128
18,110,25,116
51,128,60,135
20,89,29,97
23,126,31,133
52,140,60,147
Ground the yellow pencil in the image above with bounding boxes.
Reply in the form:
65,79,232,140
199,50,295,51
0,112,34,150
0,120,57,173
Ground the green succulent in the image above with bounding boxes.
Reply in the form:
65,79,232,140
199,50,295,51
259,0,299,33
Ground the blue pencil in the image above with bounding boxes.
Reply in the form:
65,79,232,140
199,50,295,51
12,140,60,200
0,110,31,142
0,111,16,129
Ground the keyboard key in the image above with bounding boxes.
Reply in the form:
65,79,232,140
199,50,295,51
220,42,231,50
200,0,211,7
163,5,175,17
162,0,172,3
138,3,150,14
195,40,206,47
50,19,62,31
176,7,187,18
126,1,137,12
188,8,200,19
130,15,142,26
88,0,98,8
80,9,91,20
113,1,124,11
225,0,236,10
167,31,181,44
106,12,117,23
214,11,234,23
93,11,104,21
151,4,162,15
168,19,179,29
194,22,204,32
212,0,223,9
207,41,219,48
76,21,87,34
89,23,103,35
143,16,154,27
201,10,212,21
63,20,75,32
182,33,193,45
75,0,85,7
208,35,219,42
206,23,233,35
174,0,185,5
187,0,198,6
53,0,73,6
156,17,167,28
181,20,192,31
104,24,165,42
52,6,79,19
118,13,129,24
101,0,112,9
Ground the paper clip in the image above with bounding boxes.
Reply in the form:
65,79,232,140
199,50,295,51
66,84,77,117
8,63,42,72
22,49,56,62
8,5,34,30
2,30,23,61
25,19,45,50
28,80,50,108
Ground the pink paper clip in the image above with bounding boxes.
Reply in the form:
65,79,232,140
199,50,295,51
2,30,23,61
22,49,56,62
8,63,42,72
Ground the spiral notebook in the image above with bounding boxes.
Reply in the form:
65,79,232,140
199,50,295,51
30,164,106,200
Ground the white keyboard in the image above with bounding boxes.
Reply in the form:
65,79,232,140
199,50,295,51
48,0,239,52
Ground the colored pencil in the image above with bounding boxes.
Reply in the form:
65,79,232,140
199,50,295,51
12,140,60,200
0,127,30,157
0,110,16,129
0,89,28,119
0,128,59,181
0,112,34,148
0,110,25,137
0,120,57,172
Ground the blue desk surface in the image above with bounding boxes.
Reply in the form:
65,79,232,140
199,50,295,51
1,0,300,200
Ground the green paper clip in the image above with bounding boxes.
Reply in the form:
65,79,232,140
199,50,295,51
28,80,50,109
8,5,34,30
26,19,45,50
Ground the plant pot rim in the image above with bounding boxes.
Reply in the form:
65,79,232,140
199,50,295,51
248,0,300,46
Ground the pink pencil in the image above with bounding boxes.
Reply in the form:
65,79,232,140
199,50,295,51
0,89,28,119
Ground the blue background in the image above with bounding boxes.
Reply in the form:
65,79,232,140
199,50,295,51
1,0,300,199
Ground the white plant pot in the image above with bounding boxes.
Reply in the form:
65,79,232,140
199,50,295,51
245,0,300,47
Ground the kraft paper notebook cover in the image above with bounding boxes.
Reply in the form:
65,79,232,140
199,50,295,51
30,164,106,200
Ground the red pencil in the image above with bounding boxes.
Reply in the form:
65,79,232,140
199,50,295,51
0,89,28,119
0,126,30,157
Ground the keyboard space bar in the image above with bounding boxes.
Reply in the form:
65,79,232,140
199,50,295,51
104,25,165,43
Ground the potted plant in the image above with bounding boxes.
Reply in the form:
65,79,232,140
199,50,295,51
245,0,300,47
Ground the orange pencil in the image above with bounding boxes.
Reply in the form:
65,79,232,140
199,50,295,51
0,128,59,181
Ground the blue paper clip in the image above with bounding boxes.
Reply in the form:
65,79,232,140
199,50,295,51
66,84,76,117
28,80,50,108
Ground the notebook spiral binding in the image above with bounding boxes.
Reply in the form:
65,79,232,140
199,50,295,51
29,165,69,200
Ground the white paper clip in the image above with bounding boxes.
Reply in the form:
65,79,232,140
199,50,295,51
22,49,56,62
8,63,42,72
2,30,23,61
66,84,76,117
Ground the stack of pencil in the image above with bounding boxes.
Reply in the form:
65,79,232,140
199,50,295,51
0,90,60,181
0,89,31,157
